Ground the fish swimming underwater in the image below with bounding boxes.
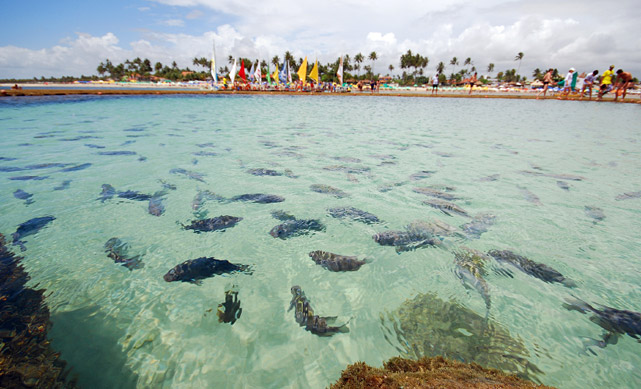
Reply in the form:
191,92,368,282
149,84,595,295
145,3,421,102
327,206,381,224
182,216,243,233
454,248,492,312
269,219,325,239
461,213,497,239
423,199,470,217
289,286,349,336
563,297,641,352
12,216,55,251
104,237,144,270
308,251,369,272
246,168,282,176
163,257,251,284
98,184,153,202
488,250,576,287
217,289,242,325
148,194,165,216
584,206,605,223
230,193,285,203
13,189,34,205
169,168,206,183
310,184,349,198
372,230,441,253
413,187,458,200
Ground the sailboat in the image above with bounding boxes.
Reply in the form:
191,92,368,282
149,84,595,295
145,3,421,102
211,40,218,87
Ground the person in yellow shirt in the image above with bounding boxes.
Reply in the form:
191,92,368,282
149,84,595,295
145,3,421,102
597,65,615,100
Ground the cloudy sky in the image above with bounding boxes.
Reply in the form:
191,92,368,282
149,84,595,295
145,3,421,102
1,0,639,79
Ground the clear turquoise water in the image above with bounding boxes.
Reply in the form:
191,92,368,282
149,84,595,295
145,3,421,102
1,95,640,388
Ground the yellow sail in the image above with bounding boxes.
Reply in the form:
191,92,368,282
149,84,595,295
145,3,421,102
309,60,319,83
297,57,308,82
272,68,279,85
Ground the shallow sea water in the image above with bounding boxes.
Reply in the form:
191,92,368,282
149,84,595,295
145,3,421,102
1,95,640,388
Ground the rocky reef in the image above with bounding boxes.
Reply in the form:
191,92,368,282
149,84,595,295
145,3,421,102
383,292,544,383
0,233,75,388
330,356,554,389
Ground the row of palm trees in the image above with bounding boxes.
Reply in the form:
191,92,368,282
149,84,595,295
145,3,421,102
95,51,527,84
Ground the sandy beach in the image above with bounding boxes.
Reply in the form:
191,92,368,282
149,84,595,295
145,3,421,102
1,83,637,102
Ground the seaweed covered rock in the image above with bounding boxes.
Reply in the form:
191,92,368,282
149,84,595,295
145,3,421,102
384,292,544,383
0,233,76,388
330,356,554,389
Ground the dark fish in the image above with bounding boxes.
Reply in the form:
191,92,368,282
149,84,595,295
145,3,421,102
98,184,152,202
478,174,500,182
557,181,570,191
246,168,282,176
230,193,285,203
193,151,217,157
0,157,18,161
97,151,137,156
24,163,69,170
615,191,641,201
461,213,497,239
104,237,144,270
85,144,105,149
9,175,48,181
423,199,470,217
191,190,224,210
332,156,361,163
413,187,457,200
328,206,380,224
517,186,542,206
519,170,585,181
283,169,298,178
310,184,349,198
309,250,369,272
289,286,349,336
53,180,72,190
372,230,441,253
12,216,55,251
169,168,206,183
163,257,250,284
217,289,242,324
488,250,575,287
409,170,436,180
148,195,165,216
59,163,92,172
120,140,136,146
584,206,605,223
124,127,145,132
433,151,454,157
563,297,641,350
0,166,24,172
454,247,491,311
183,215,242,233
196,142,215,148
377,181,406,192
271,210,297,221
269,219,325,239
13,189,33,204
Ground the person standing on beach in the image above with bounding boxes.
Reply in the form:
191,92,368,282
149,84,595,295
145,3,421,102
579,70,599,100
558,68,575,99
469,72,477,95
431,73,440,95
597,65,615,100
613,69,633,102
537,69,554,99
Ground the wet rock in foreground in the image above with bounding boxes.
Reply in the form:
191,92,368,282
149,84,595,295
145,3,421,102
331,356,554,389
0,234,77,388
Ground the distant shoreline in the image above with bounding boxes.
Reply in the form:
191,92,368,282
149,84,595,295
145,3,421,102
1,84,637,103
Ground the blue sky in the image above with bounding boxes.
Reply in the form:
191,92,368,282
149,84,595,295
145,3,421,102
1,0,640,79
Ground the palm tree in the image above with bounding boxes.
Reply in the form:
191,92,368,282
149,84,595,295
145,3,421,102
354,53,364,76
514,52,524,75
487,63,495,75
228,55,234,65
271,56,280,69
388,64,394,75
369,51,377,74
464,57,472,66
436,61,445,75
284,51,295,68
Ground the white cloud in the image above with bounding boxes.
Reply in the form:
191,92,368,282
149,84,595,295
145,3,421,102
161,19,185,27
2,0,640,78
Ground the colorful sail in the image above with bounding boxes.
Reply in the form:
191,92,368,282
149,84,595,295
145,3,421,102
279,60,287,83
287,62,292,83
272,64,279,85
230,58,237,83
254,61,261,83
239,59,246,82
337,56,343,85
309,60,319,83
248,61,255,82
297,57,308,82
211,41,218,83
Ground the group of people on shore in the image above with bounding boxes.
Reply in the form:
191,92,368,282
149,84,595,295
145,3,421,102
537,65,635,102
